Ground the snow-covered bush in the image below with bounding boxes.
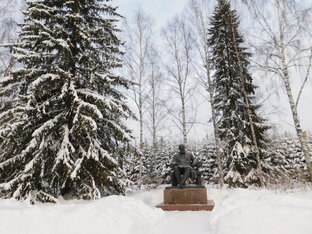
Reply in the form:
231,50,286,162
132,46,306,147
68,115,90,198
124,136,311,188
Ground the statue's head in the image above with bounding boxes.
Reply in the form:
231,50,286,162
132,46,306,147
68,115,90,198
178,144,185,154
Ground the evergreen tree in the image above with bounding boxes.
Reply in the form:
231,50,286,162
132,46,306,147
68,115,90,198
0,0,133,202
208,0,269,187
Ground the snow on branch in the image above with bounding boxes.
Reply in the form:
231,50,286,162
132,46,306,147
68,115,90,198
85,170,101,199
104,119,133,141
94,139,118,165
31,73,60,88
55,39,70,50
29,18,53,35
77,89,112,110
81,115,98,131
1,114,65,170
53,125,75,171
0,75,14,84
72,101,103,127
0,137,38,170
77,89,126,115
94,72,114,83
0,173,30,190
32,113,63,138
28,4,52,16
24,151,41,172
70,158,84,180
37,190,59,203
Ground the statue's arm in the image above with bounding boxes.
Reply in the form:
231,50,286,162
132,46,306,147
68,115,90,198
191,152,195,165
172,154,178,167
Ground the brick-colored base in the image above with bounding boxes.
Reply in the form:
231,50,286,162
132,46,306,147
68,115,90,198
156,188,215,211
164,188,208,204
156,200,215,211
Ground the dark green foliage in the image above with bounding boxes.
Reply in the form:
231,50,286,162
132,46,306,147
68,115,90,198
208,0,270,187
0,0,133,203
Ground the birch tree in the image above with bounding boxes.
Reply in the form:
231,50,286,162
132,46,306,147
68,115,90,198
123,9,153,151
186,0,224,186
244,0,312,181
162,16,195,147
145,45,167,150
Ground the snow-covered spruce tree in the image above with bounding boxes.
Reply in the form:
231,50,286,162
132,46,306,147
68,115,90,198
208,0,270,187
194,142,218,183
0,0,133,202
268,136,312,182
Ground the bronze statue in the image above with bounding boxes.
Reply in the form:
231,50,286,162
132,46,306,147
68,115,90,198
171,144,202,187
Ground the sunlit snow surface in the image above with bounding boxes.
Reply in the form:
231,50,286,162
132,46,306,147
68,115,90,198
0,186,312,234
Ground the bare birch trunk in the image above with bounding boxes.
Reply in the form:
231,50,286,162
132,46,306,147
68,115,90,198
280,56,312,180
278,0,312,180
138,83,143,178
181,96,188,147
163,17,194,148
151,76,157,149
123,10,153,179
150,63,157,172
138,20,145,153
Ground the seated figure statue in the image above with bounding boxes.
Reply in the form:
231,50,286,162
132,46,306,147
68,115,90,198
171,144,202,187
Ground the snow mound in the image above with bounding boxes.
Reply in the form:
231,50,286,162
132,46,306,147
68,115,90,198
209,188,312,234
0,195,164,234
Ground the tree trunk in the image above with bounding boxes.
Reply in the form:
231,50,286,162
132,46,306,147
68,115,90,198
138,19,144,179
281,58,312,180
151,68,157,150
151,68,157,174
181,96,188,147
278,0,312,181
139,90,143,178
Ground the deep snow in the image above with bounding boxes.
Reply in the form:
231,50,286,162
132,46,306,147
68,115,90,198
0,186,312,234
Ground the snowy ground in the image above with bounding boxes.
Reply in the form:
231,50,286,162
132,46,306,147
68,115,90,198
0,185,312,234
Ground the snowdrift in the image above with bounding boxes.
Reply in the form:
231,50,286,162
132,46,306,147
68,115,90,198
0,187,312,234
209,188,312,234
0,195,164,234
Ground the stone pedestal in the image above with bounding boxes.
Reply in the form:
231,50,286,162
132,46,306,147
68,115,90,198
156,187,215,211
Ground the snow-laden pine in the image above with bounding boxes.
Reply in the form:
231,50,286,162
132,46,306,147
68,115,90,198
208,0,271,187
0,0,133,203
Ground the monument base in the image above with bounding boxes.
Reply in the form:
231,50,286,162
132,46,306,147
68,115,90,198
156,200,215,211
156,187,215,211
164,187,208,204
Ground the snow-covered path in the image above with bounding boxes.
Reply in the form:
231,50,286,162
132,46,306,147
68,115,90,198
151,211,212,234
131,187,213,234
